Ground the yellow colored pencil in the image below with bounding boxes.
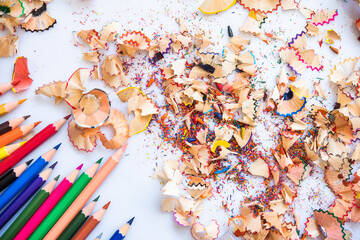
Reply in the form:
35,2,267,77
0,141,27,161
0,99,27,116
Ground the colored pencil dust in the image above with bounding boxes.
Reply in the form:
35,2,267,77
0,159,32,192
57,196,99,240
0,121,41,148
0,176,58,240
0,115,69,177
43,145,127,240
0,115,30,136
0,167,55,229
0,142,27,161
72,201,110,240
109,217,135,240
15,164,83,240
0,99,27,116
0,145,60,210
29,159,101,240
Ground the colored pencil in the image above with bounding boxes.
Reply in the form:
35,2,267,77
109,217,135,240
72,201,111,240
58,196,100,240
0,99,27,116
0,115,30,136
15,164,83,240
0,176,58,240
0,166,56,229
0,141,27,161
0,144,60,210
0,115,69,177
0,121,41,148
29,159,102,240
0,83,13,96
0,159,32,192
94,232,103,240
44,144,128,240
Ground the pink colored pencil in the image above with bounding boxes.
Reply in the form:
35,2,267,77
14,164,83,240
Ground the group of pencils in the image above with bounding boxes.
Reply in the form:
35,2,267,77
0,99,134,239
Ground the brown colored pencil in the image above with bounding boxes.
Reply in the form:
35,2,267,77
72,201,111,240
0,121,41,148
0,115,30,136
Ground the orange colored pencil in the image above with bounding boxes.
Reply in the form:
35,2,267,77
0,99,27,116
0,121,41,148
43,144,128,239
72,202,111,240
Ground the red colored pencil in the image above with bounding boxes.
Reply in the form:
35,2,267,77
0,115,70,177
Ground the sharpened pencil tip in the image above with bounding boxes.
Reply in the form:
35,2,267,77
18,99,27,104
103,201,111,209
128,216,135,225
24,115,31,120
94,195,100,202
26,159,33,165
49,161,58,169
96,233,103,239
96,157,103,164
54,175,60,181
64,114,71,120
76,164,83,170
34,121,42,127
54,143,62,150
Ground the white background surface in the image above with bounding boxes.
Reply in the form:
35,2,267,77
0,0,360,239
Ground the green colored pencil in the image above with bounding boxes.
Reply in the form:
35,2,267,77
28,159,101,240
0,176,59,240
57,195,100,240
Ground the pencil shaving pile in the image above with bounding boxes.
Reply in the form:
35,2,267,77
0,0,56,58
35,68,130,152
29,1,360,239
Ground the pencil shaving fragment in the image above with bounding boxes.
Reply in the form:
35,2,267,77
0,35,18,58
72,89,111,128
12,56,33,93
281,0,298,10
117,87,158,135
326,29,341,44
77,29,107,50
36,81,66,104
68,119,99,152
238,0,281,14
101,55,129,89
198,0,236,14
281,182,297,204
82,51,100,63
98,108,129,149
248,158,270,178
311,9,338,26
20,2,56,32
116,31,151,57
64,68,91,108
313,210,345,240
191,220,220,240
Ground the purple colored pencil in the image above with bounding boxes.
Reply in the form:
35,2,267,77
0,163,57,229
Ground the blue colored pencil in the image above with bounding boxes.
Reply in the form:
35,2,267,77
109,217,135,240
0,165,57,229
0,144,61,210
